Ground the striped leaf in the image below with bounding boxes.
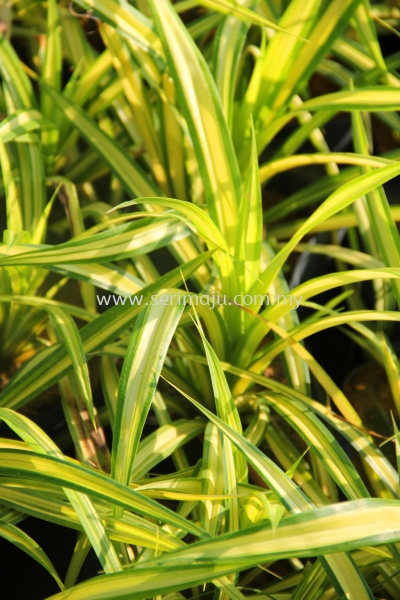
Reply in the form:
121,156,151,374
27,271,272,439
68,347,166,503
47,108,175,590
112,290,185,486
148,0,241,253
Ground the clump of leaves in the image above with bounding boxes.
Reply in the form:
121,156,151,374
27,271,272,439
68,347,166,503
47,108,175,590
0,0,400,599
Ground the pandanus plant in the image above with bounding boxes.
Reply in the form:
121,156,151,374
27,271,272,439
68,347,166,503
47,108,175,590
0,0,400,598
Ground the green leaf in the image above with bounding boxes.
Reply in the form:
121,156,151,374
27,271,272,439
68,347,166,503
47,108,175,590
197,0,305,36
212,0,252,129
0,251,213,411
112,290,185,486
41,0,62,159
0,522,64,590
148,0,241,253
64,534,91,589
0,31,36,109
131,419,206,481
101,24,170,194
74,0,164,82
39,83,161,198
0,409,121,574
201,423,225,536
0,218,190,265
259,152,394,183
351,110,400,306
260,393,369,500
46,307,95,426
0,110,45,143
382,336,400,419
44,498,399,600
0,481,184,552
250,162,400,308
109,197,240,338
295,88,400,112
235,122,262,294
197,323,247,484
0,449,208,539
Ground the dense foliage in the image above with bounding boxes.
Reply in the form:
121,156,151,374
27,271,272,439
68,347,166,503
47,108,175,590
1,0,400,598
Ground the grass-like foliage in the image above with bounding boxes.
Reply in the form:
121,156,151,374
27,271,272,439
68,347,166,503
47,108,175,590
1,0,400,598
